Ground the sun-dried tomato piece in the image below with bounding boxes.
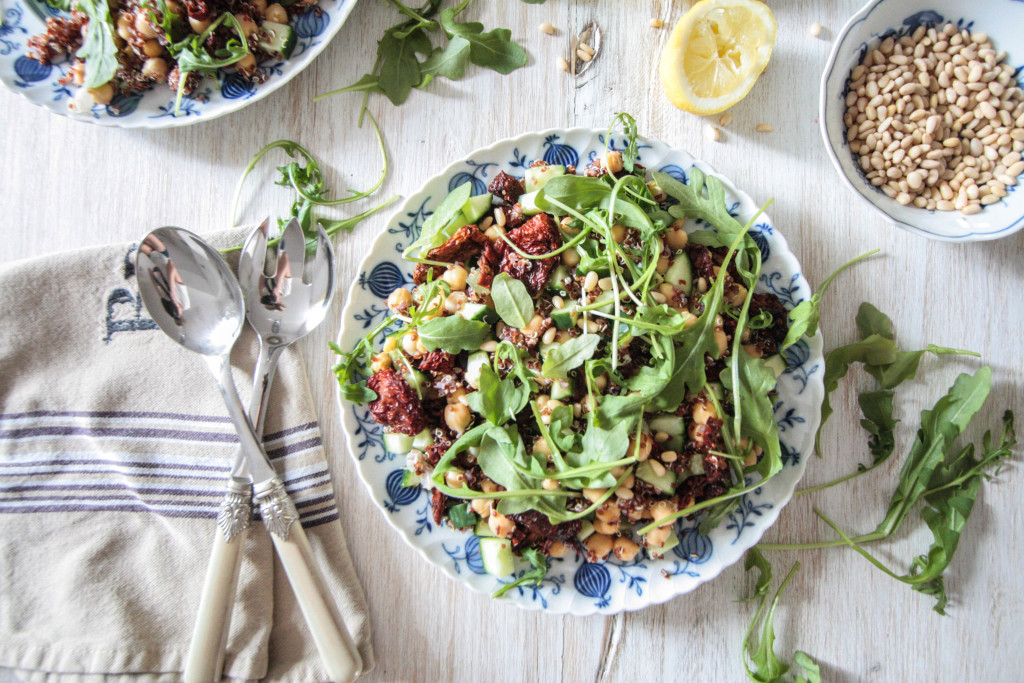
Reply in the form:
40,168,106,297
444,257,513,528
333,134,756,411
747,293,790,355
498,213,562,296
366,369,428,435
488,171,525,206
412,225,488,285
509,510,582,552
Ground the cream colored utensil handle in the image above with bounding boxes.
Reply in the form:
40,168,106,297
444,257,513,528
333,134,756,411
271,522,363,683
184,523,248,683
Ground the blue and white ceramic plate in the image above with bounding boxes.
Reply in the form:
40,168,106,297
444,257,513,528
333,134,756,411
820,0,1024,241
0,0,355,127
336,129,825,615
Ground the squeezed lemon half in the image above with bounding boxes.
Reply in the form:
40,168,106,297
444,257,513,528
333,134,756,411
659,0,776,115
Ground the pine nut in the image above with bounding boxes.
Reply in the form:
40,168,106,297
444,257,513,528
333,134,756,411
755,123,774,133
650,18,663,29
539,22,556,35
809,22,822,37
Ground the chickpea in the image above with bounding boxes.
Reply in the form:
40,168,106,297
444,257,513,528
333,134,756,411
142,57,169,80
251,0,268,14
480,479,500,494
727,283,748,307
484,225,505,241
689,421,709,445
582,488,607,504
234,13,260,38
165,0,184,14
444,403,471,435
648,460,667,477
448,387,467,405
646,526,672,550
189,16,211,33
594,518,620,535
651,499,676,522
401,330,419,356
665,221,689,250
382,336,398,353
692,398,715,425
593,373,608,391
235,53,257,71
88,83,114,105
595,502,620,523
628,432,653,462
488,512,515,538
442,264,468,291
532,437,551,456
613,536,640,562
542,478,560,491
142,39,164,58
713,317,728,357
656,255,670,274
265,2,288,22
369,352,391,373
116,15,132,40
522,314,546,335
585,533,614,561
548,541,569,558
561,248,580,267
604,150,624,173
611,224,626,243
658,282,677,300
444,470,465,489
470,498,493,518
135,12,158,38
387,287,412,312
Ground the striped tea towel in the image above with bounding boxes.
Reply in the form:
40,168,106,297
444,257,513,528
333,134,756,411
0,231,373,681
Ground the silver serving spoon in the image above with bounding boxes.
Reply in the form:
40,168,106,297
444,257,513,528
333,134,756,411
136,227,361,683
182,218,341,682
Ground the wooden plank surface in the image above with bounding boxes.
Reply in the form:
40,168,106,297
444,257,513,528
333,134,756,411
2,1,1022,681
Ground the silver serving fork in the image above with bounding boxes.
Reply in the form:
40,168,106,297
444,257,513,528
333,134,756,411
183,218,360,682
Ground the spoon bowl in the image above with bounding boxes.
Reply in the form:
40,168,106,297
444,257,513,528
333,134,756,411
136,227,245,357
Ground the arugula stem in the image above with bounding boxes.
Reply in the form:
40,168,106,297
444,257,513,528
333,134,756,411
636,476,772,535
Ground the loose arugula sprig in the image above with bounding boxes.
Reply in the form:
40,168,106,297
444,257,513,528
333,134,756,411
742,553,821,683
315,0,545,120
227,119,396,253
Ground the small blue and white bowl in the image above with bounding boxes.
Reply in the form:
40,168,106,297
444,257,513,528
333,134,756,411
820,0,1024,241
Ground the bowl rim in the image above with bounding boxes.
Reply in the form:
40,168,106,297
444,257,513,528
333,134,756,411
818,0,1024,242
333,126,825,614
0,0,358,129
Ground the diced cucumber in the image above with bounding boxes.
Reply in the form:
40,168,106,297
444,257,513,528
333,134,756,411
401,469,421,488
412,428,434,450
591,290,616,314
647,530,680,558
550,377,574,401
546,265,570,295
524,164,566,192
635,460,677,494
464,351,490,390
475,518,496,537
647,414,685,437
462,193,494,223
577,519,595,541
551,305,578,330
459,302,498,324
383,432,414,455
763,354,787,378
690,456,705,476
478,537,514,577
519,191,541,216
663,253,694,296
258,21,296,58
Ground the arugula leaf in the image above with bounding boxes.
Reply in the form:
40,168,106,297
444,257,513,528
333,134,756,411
419,34,471,80
76,0,119,88
541,333,601,379
405,182,472,258
439,8,527,74
378,26,432,104
465,363,529,426
780,250,878,351
742,548,774,603
607,112,639,173
447,502,477,528
793,652,822,683
815,334,899,454
329,316,396,405
743,560,800,682
416,315,489,352
858,389,897,467
722,352,782,479
655,168,747,243
493,547,548,598
491,273,535,329
477,426,566,518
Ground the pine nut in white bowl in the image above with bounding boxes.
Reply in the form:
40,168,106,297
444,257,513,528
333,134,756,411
820,0,1024,241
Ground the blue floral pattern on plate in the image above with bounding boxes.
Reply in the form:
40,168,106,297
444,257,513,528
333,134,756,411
0,0,356,128
335,129,825,615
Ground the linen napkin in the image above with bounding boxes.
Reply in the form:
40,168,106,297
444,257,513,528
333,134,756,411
0,229,374,681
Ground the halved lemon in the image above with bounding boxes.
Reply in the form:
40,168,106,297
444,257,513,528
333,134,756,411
659,0,776,115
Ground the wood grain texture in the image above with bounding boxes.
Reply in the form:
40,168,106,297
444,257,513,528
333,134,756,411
2,1,1022,681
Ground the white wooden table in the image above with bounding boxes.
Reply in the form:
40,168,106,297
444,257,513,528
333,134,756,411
2,1,1022,680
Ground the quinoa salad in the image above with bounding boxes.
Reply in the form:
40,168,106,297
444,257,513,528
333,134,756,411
334,119,797,593
26,0,306,113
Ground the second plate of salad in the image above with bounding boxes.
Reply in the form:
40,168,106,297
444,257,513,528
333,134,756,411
334,124,824,614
